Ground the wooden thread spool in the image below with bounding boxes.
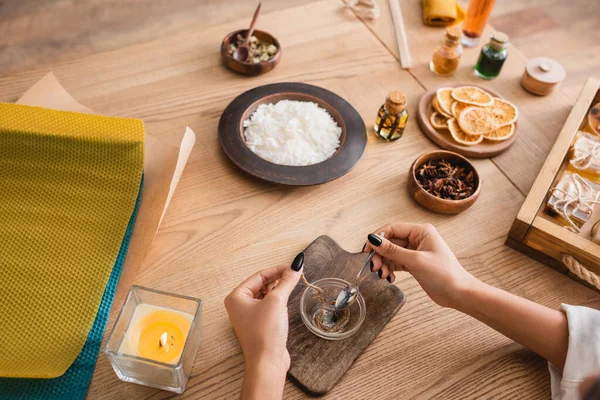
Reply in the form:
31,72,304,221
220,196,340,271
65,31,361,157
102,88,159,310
521,57,565,96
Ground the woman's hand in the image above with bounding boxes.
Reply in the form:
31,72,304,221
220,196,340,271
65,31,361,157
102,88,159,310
365,222,572,371
364,222,479,308
224,253,304,400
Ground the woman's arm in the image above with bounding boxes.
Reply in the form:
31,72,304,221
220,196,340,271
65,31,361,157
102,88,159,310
365,222,569,369
458,280,568,369
224,254,304,400
241,358,287,400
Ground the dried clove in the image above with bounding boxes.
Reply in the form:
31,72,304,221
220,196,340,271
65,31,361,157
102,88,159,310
416,159,475,200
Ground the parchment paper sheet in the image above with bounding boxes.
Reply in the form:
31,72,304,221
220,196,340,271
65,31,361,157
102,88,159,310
17,72,196,306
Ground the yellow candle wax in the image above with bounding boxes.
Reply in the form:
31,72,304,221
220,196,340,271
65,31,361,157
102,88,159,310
119,304,193,365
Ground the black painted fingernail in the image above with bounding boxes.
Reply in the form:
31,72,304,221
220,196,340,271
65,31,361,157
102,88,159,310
291,252,304,271
361,243,367,252
386,275,392,283
368,233,382,247
378,269,382,278
370,260,374,271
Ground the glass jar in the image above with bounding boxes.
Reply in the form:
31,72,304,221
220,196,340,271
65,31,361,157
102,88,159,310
300,278,366,340
474,32,509,80
105,286,203,394
373,91,409,141
430,26,463,76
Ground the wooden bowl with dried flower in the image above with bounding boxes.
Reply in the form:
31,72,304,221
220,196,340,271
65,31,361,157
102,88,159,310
409,150,481,214
221,29,281,76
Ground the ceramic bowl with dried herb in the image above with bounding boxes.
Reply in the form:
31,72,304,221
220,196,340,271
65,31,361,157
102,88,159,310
408,150,481,214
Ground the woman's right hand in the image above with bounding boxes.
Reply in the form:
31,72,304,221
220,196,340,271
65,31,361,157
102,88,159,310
363,222,480,309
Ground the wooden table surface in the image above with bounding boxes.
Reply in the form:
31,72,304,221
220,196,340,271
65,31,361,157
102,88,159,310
1,1,600,399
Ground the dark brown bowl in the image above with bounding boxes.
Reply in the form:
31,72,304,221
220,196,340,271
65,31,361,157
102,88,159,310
408,150,481,214
218,82,367,186
221,29,281,76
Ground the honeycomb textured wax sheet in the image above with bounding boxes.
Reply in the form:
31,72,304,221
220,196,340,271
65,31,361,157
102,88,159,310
0,103,144,378
0,181,141,399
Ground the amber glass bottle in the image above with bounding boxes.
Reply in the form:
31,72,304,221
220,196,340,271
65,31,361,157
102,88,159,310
430,27,463,76
374,92,408,141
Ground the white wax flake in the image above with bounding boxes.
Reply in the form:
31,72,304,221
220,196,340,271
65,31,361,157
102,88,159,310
243,100,342,166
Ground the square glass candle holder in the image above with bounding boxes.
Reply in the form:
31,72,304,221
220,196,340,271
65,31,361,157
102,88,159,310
104,285,202,394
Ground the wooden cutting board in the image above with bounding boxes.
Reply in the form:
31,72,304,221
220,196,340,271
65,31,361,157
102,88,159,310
287,236,406,395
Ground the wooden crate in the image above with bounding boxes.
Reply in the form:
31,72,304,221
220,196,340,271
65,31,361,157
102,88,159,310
507,77,600,289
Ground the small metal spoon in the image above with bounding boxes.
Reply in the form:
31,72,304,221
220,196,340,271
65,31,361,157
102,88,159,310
232,3,262,62
334,232,385,310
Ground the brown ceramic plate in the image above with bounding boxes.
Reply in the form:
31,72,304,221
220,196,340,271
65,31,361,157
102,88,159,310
218,83,367,186
417,82,518,158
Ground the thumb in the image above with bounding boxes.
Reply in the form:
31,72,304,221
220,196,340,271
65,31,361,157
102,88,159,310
272,252,303,301
367,233,419,265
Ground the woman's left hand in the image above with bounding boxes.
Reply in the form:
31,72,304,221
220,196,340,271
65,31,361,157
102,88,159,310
225,253,304,399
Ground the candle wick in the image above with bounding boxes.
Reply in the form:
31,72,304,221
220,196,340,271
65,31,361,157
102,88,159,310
159,332,168,348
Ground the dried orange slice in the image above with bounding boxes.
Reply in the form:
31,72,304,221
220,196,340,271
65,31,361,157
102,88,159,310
430,111,448,129
432,96,452,118
483,123,515,141
458,106,496,136
451,86,494,107
451,101,470,119
487,97,519,127
436,88,454,116
448,118,484,145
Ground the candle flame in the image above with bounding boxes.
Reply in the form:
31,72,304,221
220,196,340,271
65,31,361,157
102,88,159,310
159,332,168,348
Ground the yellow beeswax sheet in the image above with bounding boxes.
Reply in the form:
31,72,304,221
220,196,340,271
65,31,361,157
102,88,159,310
423,0,465,26
0,103,144,378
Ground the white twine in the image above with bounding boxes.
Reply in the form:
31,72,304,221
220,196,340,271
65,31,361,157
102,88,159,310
570,141,600,170
549,174,600,233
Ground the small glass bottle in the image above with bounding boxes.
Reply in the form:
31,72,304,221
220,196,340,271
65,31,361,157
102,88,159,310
474,32,509,80
462,0,496,48
373,92,408,141
430,27,463,76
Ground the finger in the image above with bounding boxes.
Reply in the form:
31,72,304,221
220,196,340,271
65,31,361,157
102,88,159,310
371,253,383,272
271,252,304,301
366,238,408,253
391,237,409,249
368,233,420,266
267,280,279,294
387,261,398,283
378,263,390,280
233,264,287,298
371,222,431,248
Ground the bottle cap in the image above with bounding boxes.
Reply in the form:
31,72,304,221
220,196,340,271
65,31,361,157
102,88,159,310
490,32,509,50
386,92,407,114
521,57,566,95
445,26,462,43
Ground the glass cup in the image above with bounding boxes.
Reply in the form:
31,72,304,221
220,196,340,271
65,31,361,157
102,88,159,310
300,278,366,340
461,0,496,47
104,286,203,394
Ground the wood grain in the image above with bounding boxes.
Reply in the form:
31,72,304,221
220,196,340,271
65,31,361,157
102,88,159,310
357,0,576,194
0,0,599,399
287,236,405,395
